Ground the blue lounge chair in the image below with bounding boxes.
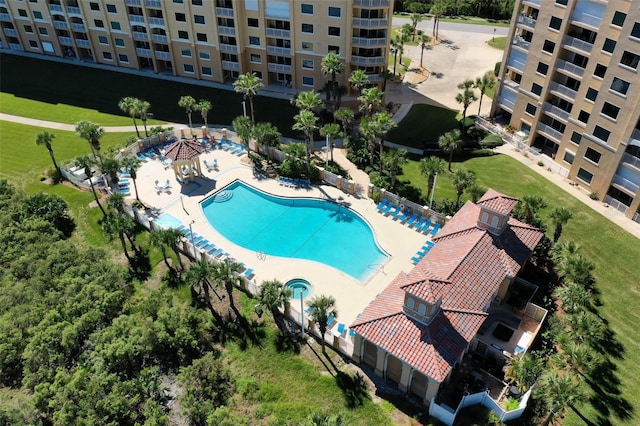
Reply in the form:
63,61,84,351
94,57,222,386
135,152,148,162
336,323,346,335
412,216,425,230
376,199,389,212
381,202,393,215
405,213,419,226
411,256,422,264
430,223,441,236
243,268,254,279
327,315,336,326
397,209,411,222
389,205,403,218
419,219,433,233
349,329,356,337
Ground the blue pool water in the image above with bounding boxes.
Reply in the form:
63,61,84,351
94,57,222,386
154,213,183,229
201,181,388,281
286,279,312,299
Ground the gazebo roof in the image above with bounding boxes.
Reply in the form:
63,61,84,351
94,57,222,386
164,139,204,161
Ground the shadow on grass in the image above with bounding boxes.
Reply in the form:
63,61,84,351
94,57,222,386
128,246,151,281
221,312,267,351
274,331,301,354
586,360,634,423
336,371,370,408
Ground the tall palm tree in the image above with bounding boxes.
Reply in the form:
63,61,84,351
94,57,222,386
535,370,586,426
348,69,370,96
292,110,319,174
100,157,121,187
334,107,355,142
292,90,322,112
382,148,408,188
35,131,61,177
390,36,402,76
418,33,432,68
106,191,125,215
409,12,423,41
307,294,338,354
380,69,394,93
438,129,463,172
178,95,197,135
358,87,383,117
372,112,397,172
564,311,604,346
160,227,185,271
419,156,446,203
196,99,212,131
212,260,244,314
75,120,104,164
185,260,216,305
232,115,254,153
504,353,542,393
253,122,282,154
556,254,596,288
150,228,178,272
256,279,291,330
455,82,478,132
233,72,264,124
549,207,573,243
474,70,497,115
74,155,107,217
137,100,152,137
359,117,380,168
118,96,141,137
398,27,412,65
321,52,345,111
554,282,593,314
451,168,476,207
513,194,547,225
120,156,142,202
102,213,136,260
320,123,342,163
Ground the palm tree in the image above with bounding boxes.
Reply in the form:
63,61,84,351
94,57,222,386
380,69,394,93
564,311,604,346
556,254,596,288
75,120,104,164
474,70,497,115
418,33,432,68
120,156,142,202
558,341,600,378
185,260,216,306
451,169,476,207
102,213,136,260
438,129,463,172
409,12,423,41
430,2,444,40
321,52,345,111
504,353,542,393
399,25,412,64
551,240,581,268
106,191,125,215
256,279,291,329
232,115,254,153
358,87,383,117
253,122,282,154
150,228,181,271
35,131,61,177
549,207,573,243
292,109,319,174
348,69,370,96
292,90,322,112
535,370,586,426
513,195,547,225
74,155,107,217
382,148,408,188
118,96,141,137
307,294,338,354
455,82,478,132
100,157,121,187
359,117,380,168
419,156,446,203
372,112,397,172
390,36,401,76
137,99,152,137
320,123,342,163
212,260,244,314
196,99,212,131
178,95,197,135
334,107,355,142
160,227,185,271
233,72,264,124
306,410,345,426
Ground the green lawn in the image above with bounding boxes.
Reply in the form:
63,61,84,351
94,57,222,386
386,104,459,149
487,36,508,50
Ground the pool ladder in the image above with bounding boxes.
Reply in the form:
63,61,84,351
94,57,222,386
369,263,386,275
256,250,266,261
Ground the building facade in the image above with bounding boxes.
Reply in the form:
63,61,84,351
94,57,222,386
0,0,393,92
493,0,640,222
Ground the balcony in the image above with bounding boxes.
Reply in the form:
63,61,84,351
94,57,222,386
267,63,291,73
133,31,148,41
542,103,570,122
53,21,68,30
66,6,81,15
502,79,519,92
367,74,383,83
506,56,525,72
3,28,16,36
125,0,142,5
218,25,235,36
512,35,530,50
603,195,629,215
563,35,593,54
148,17,164,27
352,18,388,28
220,43,238,54
129,15,145,24
49,4,63,13
152,34,167,43
497,95,515,112
9,43,23,51
537,123,564,142
612,174,640,195
58,36,73,45
145,0,162,8
556,59,584,78
76,39,90,48
571,12,602,29
622,153,640,171
352,37,387,47
266,45,291,56
216,7,233,17
266,28,290,38
155,50,170,60
353,0,390,7
222,60,240,71
523,0,541,5
71,23,85,32
517,14,537,29
351,55,385,66
548,81,577,100
0,13,10,22
136,47,152,57
629,129,640,146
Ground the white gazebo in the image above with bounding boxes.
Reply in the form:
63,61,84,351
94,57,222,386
164,138,204,183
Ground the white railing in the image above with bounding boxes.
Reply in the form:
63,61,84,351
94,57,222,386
9,43,23,51
571,12,602,29
537,123,563,142
517,14,536,28
76,39,90,48
497,96,515,111
563,35,593,53
352,18,388,28
218,25,236,35
145,0,162,8
66,6,81,15
367,74,383,83
352,37,387,47
603,195,629,214
155,51,170,60
152,34,167,43
216,7,234,17
136,47,152,57
133,31,148,41
629,129,640,146
523,0,541,5
58,36,73,45
71,23,85,32
53,21,68,30
266,28,290,38
622,153,640,170
506,56,525,72
351,55,385,66
220,43,238,53
542,103,570,121
548,81,577,100
0,13,10,21
513,36,530,50
125,0,142,5
556,59,585,77
3,28,16,36
266,45,291,56
267,62,291,72
222,60,240,71
633,211,640,224
148,17,164,27
612,174,640,194
129,15,145,24
353,0,390,7
49,4,63,12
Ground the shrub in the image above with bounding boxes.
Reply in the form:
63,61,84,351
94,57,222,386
590,192,599,200
505,397,520,411
480,134,504,149
494,61,502,76
537,161,544,166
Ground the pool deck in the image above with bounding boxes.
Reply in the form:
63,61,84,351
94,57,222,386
127,138,429,331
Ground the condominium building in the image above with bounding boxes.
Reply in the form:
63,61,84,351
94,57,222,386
0,0,393,92
493,0,640,222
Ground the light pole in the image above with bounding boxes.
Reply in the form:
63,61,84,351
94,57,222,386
188,220,197,259
429,173,438,209
300,285,306,340
325,134,329,167
242,101,247,118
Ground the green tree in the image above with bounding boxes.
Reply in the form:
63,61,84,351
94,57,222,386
137,99,152,137
372,112,397,172
556,253,596,289
549,206,573,243
121,156,142,202
409,12,423,41
474,70,497,115
196,99,212,130
455,80,478,131
212,260,244,315
308,295,338,354
419,156,446,203
35,130,61,178
512,194,547,226
178,95,197,135
75,120,104,164
382,148,408,188
74,155,107,217
348,69,370,96
358,87,383,118
118,96,141,137
233,72,264,123
380,69,394,93
232,115,254,154
253,122,282,154
150,228,180,272
438,129,463,172
185,260,217,308
504,353,543,392
256,279,292,330
418,33,432,68
22,192,75,238
306,410,345,426
320,123,342,163
103,213,137,259
292,109,319,174
292,90,323,112
451,168,476,207
101,157,121,187
321,52,345,111
535,370,586,426
334,107,355,142
390,34,405,76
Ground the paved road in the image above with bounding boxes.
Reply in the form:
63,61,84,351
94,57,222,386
393,16,510,36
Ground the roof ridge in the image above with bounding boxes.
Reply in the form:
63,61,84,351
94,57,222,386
350,311,403,328
441,306,489,316
432,226,479,242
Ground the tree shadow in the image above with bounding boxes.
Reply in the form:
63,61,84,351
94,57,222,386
222,312,266,350
305,340,335,376
274,330,301,354
586,359,634,422
128,247,151,281
593,328,624,359
335,371,370,408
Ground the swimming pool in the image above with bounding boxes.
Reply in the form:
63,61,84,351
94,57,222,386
201,180,388,281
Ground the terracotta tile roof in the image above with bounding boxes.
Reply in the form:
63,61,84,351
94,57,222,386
164,139,204,161
477,188,519,215
350,189,543,383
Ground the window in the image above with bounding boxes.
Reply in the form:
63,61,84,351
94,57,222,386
17,9,27,17
98,35,108,44
328,26,340,37
328,45,339,54
103,51,112,60
32,10,42,19
328,6,341,18
247,18,259,27
196,33,207,42
603,38,616,54
578,110,590,123
106,4,116,13
175,13,186,22
110,21,121,31
38,27,47,35
585,87,598,101
301,41,312,50
178,30,188,40
525,103,537,116
301,4,313,14
192,0,203,5
612,12,626,27
28,40,37,48
201,66,212,76
250,53,261,63
407,297,415,310
252,70,262,79
194,15,205,25
543,40,555,54
585,147,602,164
24,25,33,33
611,77,630,95
114,38,124,47
199,51,210,60
536,62,549,75
174,0,183,3
90,2,99,11
302,59,313,69
118,53,128,63
94,19,104,28
594,63,607,78
531,83,542,96
181,48,191,57
301,23,313,33
302,76,314,86
184,64,194,73
601,102,620,120
631,22,640,39
577,168,593,184
549,16,562,30
249,36,260,45
570,131,582,145
593,125,610,142
555,0,568,5
620,51,639,70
